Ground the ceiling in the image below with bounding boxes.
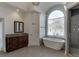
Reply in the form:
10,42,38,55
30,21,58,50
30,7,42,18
7,2,65,13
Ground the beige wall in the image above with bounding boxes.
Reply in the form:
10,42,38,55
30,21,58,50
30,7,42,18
24,11,40,46
0,3,25,34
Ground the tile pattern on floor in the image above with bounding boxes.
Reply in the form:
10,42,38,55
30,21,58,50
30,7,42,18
0,46,67,57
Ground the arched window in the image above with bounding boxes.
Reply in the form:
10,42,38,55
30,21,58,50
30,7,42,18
47,10,64,38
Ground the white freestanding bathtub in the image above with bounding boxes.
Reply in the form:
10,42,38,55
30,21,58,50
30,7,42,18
43,37,65,50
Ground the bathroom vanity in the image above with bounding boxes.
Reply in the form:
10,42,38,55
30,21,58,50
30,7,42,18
6,33,28,52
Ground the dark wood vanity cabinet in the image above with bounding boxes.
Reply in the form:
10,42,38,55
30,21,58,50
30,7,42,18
6,33,28,52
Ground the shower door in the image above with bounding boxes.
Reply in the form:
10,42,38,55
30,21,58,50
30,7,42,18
69,9,79,56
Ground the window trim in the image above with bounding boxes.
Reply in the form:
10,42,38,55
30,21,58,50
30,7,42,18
48,17,64,20
45,10,65,39
48,10,64,19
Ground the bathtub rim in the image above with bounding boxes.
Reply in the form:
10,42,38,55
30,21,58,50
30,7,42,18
43,37,65,43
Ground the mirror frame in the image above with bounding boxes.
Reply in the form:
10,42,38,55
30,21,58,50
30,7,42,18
14,21,24,33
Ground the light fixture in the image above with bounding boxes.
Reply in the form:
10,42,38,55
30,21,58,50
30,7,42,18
32,2,40,6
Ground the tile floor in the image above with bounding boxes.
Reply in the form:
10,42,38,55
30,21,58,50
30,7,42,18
0,46,67,57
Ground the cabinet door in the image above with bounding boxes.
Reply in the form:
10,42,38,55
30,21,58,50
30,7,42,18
6,37,18,52
18,36,28,48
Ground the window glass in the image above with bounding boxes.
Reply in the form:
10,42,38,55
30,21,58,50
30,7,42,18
48,10,64,19
47,10,64,38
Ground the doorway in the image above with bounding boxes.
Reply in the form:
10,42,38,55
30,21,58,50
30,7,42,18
68,4,79,56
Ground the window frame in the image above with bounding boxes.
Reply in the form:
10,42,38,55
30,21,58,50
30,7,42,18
45,9,65,39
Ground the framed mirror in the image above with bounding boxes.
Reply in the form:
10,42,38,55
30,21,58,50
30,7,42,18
14,21,24,33
19,22,24,32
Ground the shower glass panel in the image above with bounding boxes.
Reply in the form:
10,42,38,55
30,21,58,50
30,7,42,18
69,8,79,56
